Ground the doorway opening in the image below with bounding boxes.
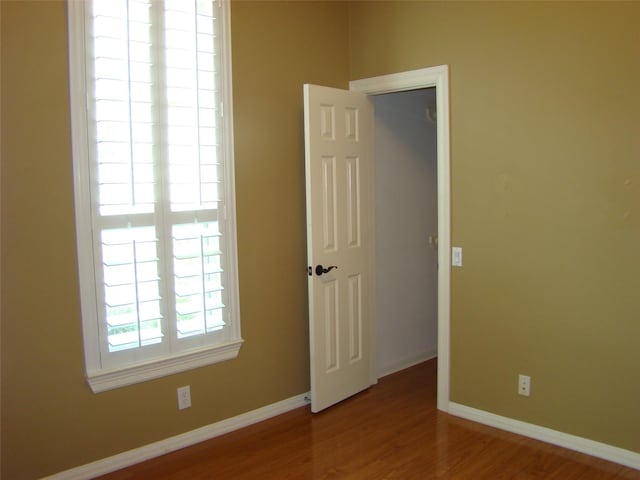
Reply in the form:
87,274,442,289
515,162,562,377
373,88,438,378
350,65,451,412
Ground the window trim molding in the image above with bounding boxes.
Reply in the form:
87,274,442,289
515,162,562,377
67,0,242,393
87,339,243,393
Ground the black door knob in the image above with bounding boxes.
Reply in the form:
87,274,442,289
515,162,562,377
315,264,338,276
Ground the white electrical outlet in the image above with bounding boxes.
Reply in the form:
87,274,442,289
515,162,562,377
177,385,192,410
518,374,531,397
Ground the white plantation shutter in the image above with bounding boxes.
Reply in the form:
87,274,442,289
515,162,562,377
68,0,241,391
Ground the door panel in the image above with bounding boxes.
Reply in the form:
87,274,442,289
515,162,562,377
304,84,374,413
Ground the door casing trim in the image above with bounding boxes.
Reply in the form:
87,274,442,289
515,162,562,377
350,65,451,412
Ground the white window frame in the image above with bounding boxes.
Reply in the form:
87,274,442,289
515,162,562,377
67,0,242,393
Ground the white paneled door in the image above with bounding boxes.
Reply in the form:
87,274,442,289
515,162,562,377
304,84,374,413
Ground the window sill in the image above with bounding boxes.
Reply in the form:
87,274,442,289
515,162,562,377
87,339,244,393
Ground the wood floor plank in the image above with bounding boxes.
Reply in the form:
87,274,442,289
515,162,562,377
96,360,640,480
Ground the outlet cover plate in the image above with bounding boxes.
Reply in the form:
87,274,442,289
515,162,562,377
518,374,531,397
177,385,192,410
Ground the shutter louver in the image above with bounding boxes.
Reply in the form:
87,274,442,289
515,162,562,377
101,227,163,352
172,222,225,339
92,0,155,217
164,0,222,213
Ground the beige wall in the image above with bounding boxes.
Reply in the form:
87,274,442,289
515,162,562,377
350,1,640,453
0,1,349,478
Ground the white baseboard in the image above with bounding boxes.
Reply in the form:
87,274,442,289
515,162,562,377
43,392,311,480
449,402,640,471
378,348,437,379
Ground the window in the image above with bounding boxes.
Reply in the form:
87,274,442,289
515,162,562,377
68,0,241,393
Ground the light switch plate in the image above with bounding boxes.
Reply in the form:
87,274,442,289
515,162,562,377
452,247,462,267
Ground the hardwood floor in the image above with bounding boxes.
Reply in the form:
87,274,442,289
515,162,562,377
97,360,640,479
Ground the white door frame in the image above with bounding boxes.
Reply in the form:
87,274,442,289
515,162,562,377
350,65,451,412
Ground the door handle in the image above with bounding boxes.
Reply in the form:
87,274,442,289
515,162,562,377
314,265,338,276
